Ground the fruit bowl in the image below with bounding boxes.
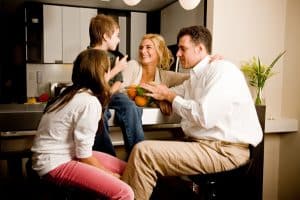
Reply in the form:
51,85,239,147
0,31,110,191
126,85,157,107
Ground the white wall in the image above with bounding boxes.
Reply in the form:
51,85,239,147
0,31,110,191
279,0,300,199
208,0,286,120
207,0,300,199
160,1,205,45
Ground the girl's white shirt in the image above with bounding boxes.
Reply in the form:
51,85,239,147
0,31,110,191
31,91,101,176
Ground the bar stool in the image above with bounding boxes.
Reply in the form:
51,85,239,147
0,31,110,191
151,105,265,200
189,105,265,200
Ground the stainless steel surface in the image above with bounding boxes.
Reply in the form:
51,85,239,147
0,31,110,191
0,104,46,132
0,104,181,132
50,82,72,97
24,0,177,12
0,104,181,150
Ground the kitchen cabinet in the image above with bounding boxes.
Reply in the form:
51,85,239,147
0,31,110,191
43,5,97,63
43,5,62,63
25,2,43,63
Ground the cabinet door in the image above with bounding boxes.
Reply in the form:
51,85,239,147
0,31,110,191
130,12,146,60
79,8,97,51
43,5,62,63
62,6,81,63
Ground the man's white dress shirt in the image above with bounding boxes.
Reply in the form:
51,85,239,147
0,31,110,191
171,56,262,146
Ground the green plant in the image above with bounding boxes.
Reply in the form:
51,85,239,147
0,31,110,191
241,51,286,105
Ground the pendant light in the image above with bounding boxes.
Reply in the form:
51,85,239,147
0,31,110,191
123,0,141,6
179,0,201,10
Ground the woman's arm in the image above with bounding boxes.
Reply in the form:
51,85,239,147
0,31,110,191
160,70,189,87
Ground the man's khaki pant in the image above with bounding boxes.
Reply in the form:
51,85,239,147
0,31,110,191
121,139,249,200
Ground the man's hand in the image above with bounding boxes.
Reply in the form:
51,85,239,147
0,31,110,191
140,82,176,102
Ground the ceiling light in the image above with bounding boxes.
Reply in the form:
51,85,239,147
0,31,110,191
179,0,201,10
123,0,141,6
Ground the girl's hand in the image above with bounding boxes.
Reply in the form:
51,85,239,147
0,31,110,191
112,172,121,179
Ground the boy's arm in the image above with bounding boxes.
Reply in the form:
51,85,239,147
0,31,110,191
110,81,122,94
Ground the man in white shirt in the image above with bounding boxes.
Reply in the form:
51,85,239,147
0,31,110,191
121,25,263,200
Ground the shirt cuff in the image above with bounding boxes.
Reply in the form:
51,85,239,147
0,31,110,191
172,95,184,113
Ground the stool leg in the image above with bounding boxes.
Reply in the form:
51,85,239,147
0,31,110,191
206,180,217,200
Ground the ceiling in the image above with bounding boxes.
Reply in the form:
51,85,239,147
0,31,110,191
22,0,178,12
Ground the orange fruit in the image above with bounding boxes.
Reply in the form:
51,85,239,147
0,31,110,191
135,96,148,107
127,87,137,100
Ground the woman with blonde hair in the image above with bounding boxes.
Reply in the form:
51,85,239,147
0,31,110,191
122,33,189,89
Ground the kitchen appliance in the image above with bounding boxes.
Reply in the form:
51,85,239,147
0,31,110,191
50,82,72,97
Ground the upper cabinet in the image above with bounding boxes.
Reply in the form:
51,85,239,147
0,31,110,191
25,3,97,64
43,5,97,63
25,2,147,64
43,5,62,63
25,3,43,63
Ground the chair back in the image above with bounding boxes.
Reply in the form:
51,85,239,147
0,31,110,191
246,105,265,200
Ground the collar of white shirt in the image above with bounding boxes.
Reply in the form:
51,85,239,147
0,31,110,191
191,55,211,79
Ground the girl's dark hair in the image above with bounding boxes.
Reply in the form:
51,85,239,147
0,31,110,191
177,26,212,54
45,49,111,113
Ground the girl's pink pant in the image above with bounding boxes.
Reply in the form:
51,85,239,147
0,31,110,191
45,151,134,200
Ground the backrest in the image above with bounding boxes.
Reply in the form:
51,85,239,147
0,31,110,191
247,105,266,200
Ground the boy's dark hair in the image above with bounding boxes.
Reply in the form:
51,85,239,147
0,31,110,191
89,14,119,47
177,26,212,54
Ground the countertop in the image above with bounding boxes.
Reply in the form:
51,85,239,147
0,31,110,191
0,104,298,134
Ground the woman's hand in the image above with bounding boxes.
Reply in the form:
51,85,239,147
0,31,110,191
158,100,172,116
210,54,224,62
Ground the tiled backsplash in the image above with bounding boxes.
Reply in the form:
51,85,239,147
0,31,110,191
26,64,73,98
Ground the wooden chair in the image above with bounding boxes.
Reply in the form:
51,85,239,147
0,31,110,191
151,105,266,200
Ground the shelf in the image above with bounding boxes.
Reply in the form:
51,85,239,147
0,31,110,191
265,118,298,134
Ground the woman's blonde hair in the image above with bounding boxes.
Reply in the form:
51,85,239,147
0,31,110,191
140,34,174,70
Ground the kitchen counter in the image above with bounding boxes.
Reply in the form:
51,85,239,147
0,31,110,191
0,104,298,134
0,104,181,133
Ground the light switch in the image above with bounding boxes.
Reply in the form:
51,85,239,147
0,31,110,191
36,71,43,84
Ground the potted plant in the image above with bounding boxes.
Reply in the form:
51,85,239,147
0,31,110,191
241,51,286,105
